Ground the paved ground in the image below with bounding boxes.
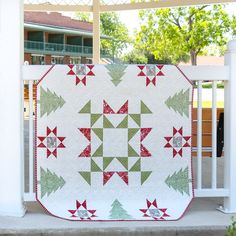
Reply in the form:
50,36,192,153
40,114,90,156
0,197,234,235
0,120,234,235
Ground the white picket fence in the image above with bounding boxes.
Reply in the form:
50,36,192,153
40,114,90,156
22,42,236,213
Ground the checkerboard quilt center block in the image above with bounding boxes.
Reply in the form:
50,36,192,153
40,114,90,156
36,64,194,221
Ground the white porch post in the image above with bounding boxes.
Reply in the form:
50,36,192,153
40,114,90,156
93,0,100,64
223,39,236,213
0,0,26,216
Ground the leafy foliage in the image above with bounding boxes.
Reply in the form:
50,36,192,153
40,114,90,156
122,49,176,64
75,12,131,58
225,217,236,236
74,12,92,22
135,5,236,65
201,82,224,89
100,12,131,57
122,49,148,64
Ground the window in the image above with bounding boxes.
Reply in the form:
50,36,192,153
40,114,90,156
31,55,45,65
70,57,81,64
86,58,93,64
51,56,64,64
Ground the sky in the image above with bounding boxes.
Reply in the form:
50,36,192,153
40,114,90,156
118,10,139,35
67,10,140,34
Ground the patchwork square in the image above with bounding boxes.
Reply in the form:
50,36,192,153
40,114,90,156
146,65,156,76
149,209,161,217
47,137,57,148
103,129,128,157
173,136,182,148
77,210,88,218
76,64,86,75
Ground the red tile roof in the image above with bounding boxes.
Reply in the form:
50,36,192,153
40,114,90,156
24,11,93,32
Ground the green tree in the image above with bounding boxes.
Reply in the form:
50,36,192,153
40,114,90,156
75,12,131,58
122,49,148,64
136,5,236,65
74,12,92,22
100,12,131,58
122,49,180,64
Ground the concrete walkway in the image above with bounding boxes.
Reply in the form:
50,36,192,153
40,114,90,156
0,197,234,235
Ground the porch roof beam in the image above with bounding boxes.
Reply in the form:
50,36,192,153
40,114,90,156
24,0,236,12
100,0,236,11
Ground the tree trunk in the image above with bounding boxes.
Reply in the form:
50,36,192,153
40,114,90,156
190,50,197,65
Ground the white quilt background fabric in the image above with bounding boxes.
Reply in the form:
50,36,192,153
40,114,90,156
36,64,193,221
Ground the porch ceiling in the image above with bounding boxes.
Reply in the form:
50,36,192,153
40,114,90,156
24,0,236,12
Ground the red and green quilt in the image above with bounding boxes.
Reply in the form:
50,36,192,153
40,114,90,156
36,64,193,221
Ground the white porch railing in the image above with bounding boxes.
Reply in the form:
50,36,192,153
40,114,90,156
22,43,236,213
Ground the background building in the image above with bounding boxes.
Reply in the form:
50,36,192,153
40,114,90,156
24,12,111,65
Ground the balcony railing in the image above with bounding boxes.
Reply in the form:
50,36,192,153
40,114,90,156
24,40,111,57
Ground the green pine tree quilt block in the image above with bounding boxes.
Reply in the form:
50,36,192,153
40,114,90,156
36,64,193,221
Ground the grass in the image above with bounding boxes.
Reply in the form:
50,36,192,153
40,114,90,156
194,82,224,89
193,101,224,108
202,83,224,89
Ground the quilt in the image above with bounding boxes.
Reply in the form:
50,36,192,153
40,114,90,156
36,64,193,221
